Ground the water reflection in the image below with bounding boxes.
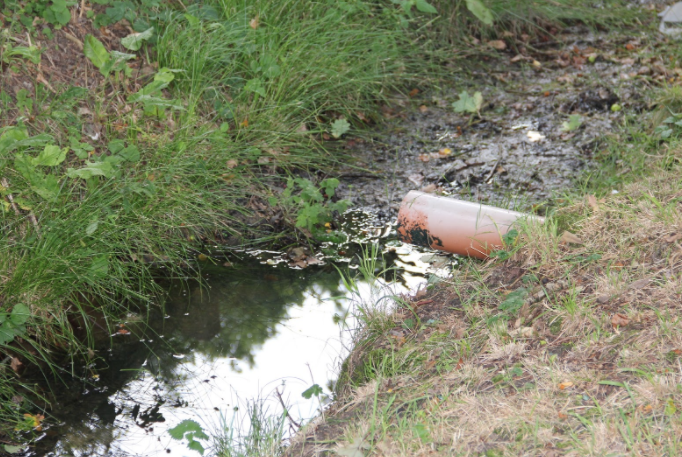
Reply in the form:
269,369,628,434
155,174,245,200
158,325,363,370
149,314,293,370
38,264,350,456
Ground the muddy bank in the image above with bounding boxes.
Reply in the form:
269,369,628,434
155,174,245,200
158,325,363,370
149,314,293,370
336,25,655,218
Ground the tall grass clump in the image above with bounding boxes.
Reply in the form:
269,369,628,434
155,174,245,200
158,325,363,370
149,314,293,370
0,0,438,439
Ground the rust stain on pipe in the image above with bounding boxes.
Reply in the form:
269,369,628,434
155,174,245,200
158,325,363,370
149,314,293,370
396,191,544,259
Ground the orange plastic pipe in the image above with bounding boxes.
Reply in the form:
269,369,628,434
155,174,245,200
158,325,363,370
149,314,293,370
396,191,544,259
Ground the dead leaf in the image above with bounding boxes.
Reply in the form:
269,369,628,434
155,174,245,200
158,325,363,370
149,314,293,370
297,123,308,133
488,40,507,50
586,194,599,211
407,173,424,186
257,156,272,164
596,295,610,304
249,15,259,29
510,55,526,63
438,147,452,156
628,278,650,290
240,118,249,127
10,357,23,374
559,231,583,245
558,381,573,390
558,412,568,419
420,184,438,193
335,436,370,457
408,88,420,98
611,313,629,328
226,159,238,169
419,105,428,113
664,233,682,243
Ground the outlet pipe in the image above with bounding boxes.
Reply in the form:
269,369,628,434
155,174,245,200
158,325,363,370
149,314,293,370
396,191,545,259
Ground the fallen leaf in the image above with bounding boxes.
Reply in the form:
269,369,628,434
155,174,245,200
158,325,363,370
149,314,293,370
558,381,573,390
117,328,130,334
407,173,424,186
510,54,526,63
417,154,431,162
408,88,420,97
420,184,438,193
249,16,259,29
527,131,545,142
559,231,583,245
586,194,599,211
532,59,542,69
664,233,682,243
611,313,629,327
297,123,308,133
629,278,650,290
226,159,238,169
10,357,22,374
438,147,452,156
257,156,272,164
488,40,507,50
240,118,249,127
558,412,568,419
419,105,428,113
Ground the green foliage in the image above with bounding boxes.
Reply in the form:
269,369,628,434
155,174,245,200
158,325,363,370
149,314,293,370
499,288,528,314
276,178,349,232
120,27,154,51
301,383,323,399
331,119,351,138
390,0,438,14
83,34,135,77
452,90,483,115
465,0,493,25
127,67,183,116
0,304,30,345
561,114,583,132
42,0,73,26
168,420,209,455
655,112,682,140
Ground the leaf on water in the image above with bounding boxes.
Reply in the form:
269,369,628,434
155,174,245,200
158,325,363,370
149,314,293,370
301,383,323,399
331,119,350,138
465,0,493,25
452,90,482,114
121,27,154,51
168,419,206,440
3,445,23,454
561,114,582,132
83,35,110,69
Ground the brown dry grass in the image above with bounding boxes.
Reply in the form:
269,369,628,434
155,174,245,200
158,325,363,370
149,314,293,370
286,155,682,456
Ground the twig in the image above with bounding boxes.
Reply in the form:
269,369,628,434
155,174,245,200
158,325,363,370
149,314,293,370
485,158,501,183
274,388,301,430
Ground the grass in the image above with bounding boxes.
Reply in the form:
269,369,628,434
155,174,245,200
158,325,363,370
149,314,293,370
0,0,440,441
0,0,658,451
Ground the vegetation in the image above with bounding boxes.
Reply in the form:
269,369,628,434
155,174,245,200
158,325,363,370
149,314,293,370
0,0,657,453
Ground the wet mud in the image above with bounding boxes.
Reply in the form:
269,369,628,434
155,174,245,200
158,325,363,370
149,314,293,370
336,25,654,217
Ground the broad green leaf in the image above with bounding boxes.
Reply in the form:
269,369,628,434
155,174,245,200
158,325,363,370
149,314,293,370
14,154,39,182
3,445,23,454
119,145,140,162
67,161,115,179
415,0,437,14
561,114,582,132
33,145,67,166
168,420,205,440
33,173,60,201
0,127,29,153
244,78,266,98
452,90,483,114
89,256,109,277
121,27,154,51
301,383,323,399
8,46,42,65
83,35,110,69
331,119,350,138
465,0,493,25
108,140,126,155
9,304,30,326
86,220,99,235
499,288,528,313
0,325,15,344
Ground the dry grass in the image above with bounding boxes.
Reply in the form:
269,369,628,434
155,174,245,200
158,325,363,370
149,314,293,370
286,153,682,456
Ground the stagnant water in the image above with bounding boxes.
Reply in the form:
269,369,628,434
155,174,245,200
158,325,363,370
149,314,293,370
29,215,453,456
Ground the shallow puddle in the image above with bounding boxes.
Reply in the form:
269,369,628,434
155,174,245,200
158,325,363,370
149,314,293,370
31,217,452,456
